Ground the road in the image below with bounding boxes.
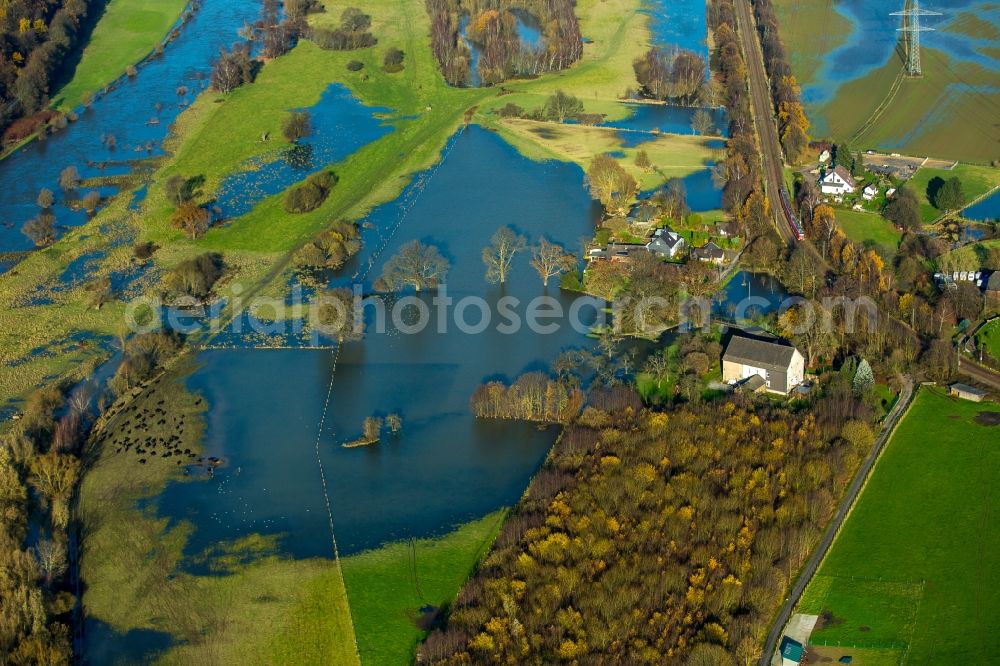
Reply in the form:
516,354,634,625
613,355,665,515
757,375,916,666
733,0,798,245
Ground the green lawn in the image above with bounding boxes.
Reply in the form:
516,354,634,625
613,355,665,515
342,511,507,665
909,163,1000,224
834,208,901,254
51,0,190,109
976,319,1000,361
936,238,1000,273
799,387,1000,664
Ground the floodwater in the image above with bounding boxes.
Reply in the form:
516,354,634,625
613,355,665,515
964,189,1000,222
45,0,738,659
459,9,545,88
213,84,394,219
150,127,604,566
0,0,262,255
792,0,1000,136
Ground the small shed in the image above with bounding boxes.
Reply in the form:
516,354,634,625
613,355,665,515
780,636,804,666
950,383,987,402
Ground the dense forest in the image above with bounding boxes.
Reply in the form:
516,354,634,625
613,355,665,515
423,371,879,663
426,0,582,86
0,0,93,142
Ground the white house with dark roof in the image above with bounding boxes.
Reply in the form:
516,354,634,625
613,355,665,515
820,165,856,196
646,226,685,259
723,336,804,395
862,183,879,200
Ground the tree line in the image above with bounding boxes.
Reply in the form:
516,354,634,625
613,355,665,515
0,0,91,142
470,372,584,423
749,0,810,163
0,382,94,663
426,0,582,87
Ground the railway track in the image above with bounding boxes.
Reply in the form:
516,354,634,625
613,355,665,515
733,0,802,246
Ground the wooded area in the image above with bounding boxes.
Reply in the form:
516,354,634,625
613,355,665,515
424,371,879,663
426,0,582,86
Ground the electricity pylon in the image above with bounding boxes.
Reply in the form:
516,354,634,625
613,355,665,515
891,0,941,76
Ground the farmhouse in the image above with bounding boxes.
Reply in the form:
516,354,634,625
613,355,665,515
950,383,987,402
646,226,685,259
722,336,804,395
820,165,856,196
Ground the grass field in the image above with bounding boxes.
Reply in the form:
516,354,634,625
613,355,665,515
773,0,851,85
342,511,507,665
936,238,1000,273
908,163,1000,224
774,0,1000,164
798,387,1000,664
834,208,901,254
496,119,722,190
976,319,1000,360
51,0,190,109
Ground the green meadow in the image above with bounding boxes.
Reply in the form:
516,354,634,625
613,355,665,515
833,208,901,254
799,387,1000,664
52,0,191,109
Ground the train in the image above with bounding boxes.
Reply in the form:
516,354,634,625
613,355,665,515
778,187,806,241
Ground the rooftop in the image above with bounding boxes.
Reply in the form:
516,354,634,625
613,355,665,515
724,336,799,371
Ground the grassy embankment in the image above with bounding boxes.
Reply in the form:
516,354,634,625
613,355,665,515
772,0,850,85
52,0,191,110
798,387,1000,665
498,119,721,190
342,511,507,664
908,163,1000,224
976,319,1000,360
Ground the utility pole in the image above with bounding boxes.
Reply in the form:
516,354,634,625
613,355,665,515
891,0,941,77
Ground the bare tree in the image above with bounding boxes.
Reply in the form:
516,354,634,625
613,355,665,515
691,109,714,136
380,240,449,292
530,238,575,287
35,537,68,586
482,226,526,285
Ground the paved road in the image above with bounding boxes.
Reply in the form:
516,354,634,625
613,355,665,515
757,375,916,666
733,0,797,245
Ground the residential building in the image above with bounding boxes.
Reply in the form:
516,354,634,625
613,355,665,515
646,226,685,259
722,336,805,395
820,165,856,196
691,241,725,264
862,183,878,200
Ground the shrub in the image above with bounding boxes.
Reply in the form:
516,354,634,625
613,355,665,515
164,253,224,299
383,47,405,72
284,170,338,213
346,60,364,72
